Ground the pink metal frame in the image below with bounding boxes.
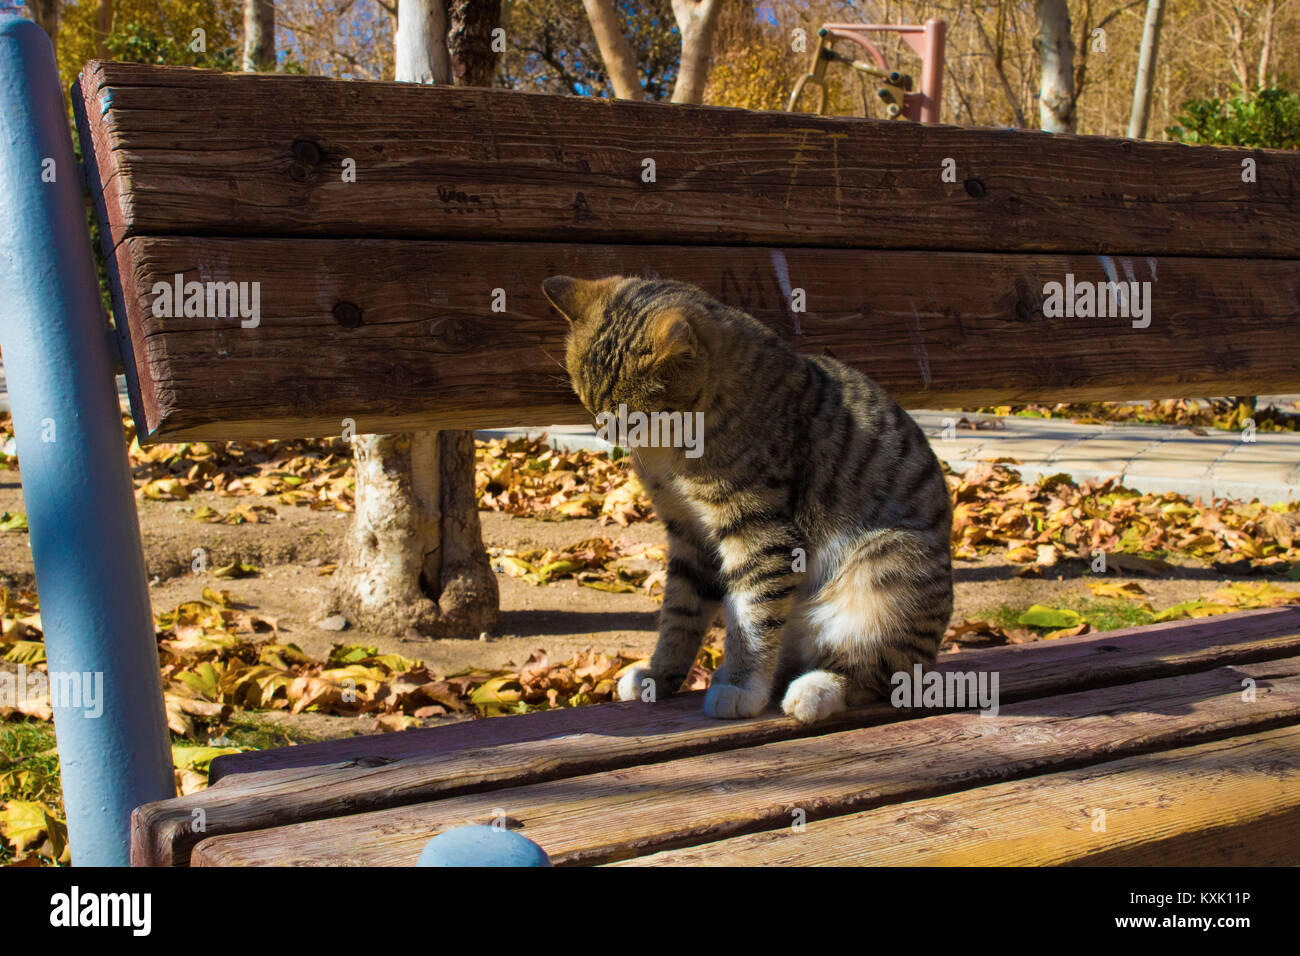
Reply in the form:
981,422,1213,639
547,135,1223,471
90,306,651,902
821,19,947,123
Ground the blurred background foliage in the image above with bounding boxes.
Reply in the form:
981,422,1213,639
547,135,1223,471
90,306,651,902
3,0,1292,139
1168,87,1300,149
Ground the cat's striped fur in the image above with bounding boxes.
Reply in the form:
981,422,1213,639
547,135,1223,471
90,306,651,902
542,275,953,723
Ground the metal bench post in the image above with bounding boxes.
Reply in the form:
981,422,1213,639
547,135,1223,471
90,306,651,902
0,16,174,866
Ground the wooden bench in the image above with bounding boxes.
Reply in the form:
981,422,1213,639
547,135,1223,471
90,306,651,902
133,608,1300,866
57,58,1300,865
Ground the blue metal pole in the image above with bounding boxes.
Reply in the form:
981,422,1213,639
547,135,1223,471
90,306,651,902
0,16,174,865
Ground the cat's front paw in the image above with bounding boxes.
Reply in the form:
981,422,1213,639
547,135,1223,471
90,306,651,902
702,679,768,719
781,671,848,724
617,665,660,702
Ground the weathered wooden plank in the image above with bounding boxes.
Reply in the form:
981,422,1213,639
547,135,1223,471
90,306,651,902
187,656,1300,866
78,61,1300,258
128,608,1300,866
614,723,1300,866
214,609,1300,781
209,607,1300,782
117,236,1300,441
70,75,158,433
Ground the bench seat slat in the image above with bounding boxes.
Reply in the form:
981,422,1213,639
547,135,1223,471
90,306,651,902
614,722,1300,866
186,655,1300,866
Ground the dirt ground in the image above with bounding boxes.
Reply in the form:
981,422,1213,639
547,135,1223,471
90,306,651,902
0,465,1261,740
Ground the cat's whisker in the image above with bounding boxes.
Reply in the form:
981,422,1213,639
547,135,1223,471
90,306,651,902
537,346,567,373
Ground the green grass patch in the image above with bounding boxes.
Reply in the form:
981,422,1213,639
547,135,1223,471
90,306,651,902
1073,597,1156,632
976,595,1155,636
0,722,62,865
210,715,322,752
0,715,319,864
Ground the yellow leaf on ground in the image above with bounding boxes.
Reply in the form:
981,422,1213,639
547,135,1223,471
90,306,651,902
171,745,243,773
1086,580,1148,599
0,800,52,853
1017,605,1085,629
1152,601,1238,623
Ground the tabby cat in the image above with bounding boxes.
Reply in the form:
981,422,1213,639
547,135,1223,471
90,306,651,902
542,275,953,724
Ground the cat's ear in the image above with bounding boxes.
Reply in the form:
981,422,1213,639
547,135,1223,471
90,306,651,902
649,307,699,367
542,276,614,324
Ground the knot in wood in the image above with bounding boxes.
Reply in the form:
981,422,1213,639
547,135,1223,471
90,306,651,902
429,315,477,350
289,140,324,183
963,177,986,198
291,139,324,165
332,302,364,328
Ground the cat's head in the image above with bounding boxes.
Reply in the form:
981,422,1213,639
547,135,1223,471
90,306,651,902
542,275,711,419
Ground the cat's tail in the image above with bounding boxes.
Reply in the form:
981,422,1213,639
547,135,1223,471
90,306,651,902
800,527,953,697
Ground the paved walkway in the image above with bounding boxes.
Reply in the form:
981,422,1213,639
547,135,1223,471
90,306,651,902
484,408,1300,504
2,366,1297,503
914,410,1300,503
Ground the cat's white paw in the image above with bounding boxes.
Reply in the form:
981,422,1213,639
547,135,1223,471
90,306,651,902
781,671,848,724
616,665,657,702
703,680,768,719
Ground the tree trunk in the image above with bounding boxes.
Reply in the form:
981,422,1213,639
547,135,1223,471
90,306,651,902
1035,0,1076,133
972,7,1027,128
242,0,276,72
669,0,721,105
1126,0,1164,139
395,0,451,85
1257,0,1276,92
332,432,496,637
96,0,114,59
26,0,61,51
1214,2,1250,93
580,0,644,99
330,0,498,640
447,0,501,87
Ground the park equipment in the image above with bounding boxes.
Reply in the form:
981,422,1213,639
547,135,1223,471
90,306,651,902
4,16,1300,864
788,19,946,122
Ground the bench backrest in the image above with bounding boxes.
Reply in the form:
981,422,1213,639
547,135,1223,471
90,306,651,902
74,61,1300,444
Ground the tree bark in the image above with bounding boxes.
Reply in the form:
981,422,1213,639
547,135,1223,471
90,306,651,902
242,0,276,72
669,0,721,105
1035,0,1076,133
580,0,644,99
447,0,501,87
26,0,61,51
330,0,498,640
